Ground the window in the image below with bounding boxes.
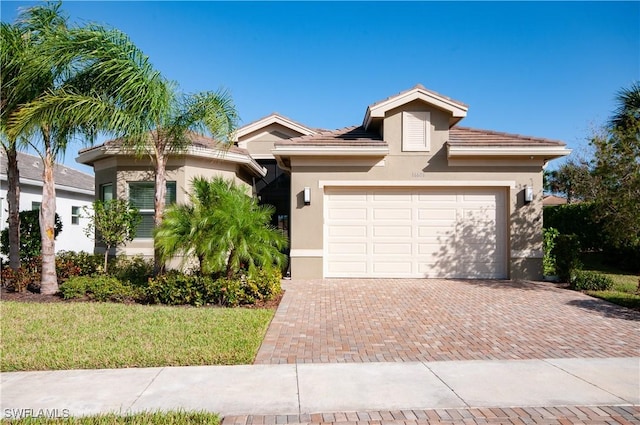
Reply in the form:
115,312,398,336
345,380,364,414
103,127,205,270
402,111,430,152
71,206,80,225
31,201,41,210
128,181,176,238
101,183,113,202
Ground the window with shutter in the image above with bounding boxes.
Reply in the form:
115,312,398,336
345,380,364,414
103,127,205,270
402,111,430,152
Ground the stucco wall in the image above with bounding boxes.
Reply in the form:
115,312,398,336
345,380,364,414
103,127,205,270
287,106,546,280
90,154,254,261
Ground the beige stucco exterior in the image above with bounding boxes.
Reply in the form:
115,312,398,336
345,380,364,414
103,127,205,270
271,86,568,281
79,145,265,260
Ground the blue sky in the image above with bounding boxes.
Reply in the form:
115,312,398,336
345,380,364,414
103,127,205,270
2,1,638,174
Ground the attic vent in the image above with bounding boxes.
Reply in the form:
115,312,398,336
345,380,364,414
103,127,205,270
32,161,40,168
402,111,430,152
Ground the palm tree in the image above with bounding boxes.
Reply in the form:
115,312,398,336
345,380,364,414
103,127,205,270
610,81,640,132
0,22,31,271
6,2,168,294
128,90,239,274
155,177,288,277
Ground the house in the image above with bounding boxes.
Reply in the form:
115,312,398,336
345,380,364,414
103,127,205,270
238,85,570,281
0,150,95,254
543,194,568,206
78,84,570,281
76,132,265,259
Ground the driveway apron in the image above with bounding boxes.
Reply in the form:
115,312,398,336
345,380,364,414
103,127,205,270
254,279,640,364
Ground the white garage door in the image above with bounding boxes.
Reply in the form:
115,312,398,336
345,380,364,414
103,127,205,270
324,187,507,279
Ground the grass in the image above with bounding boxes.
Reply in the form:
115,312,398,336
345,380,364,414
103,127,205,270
581,252,640,310
5,410,219,424
0,301,274,372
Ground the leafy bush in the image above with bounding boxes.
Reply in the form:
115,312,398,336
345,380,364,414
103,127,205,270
1,258,41,293
56,251,103,279
571,270,614,291
553,234,582,283
143,267,282,307
108,255,153,286
0,210,62,263
543,227,560,276
544,203,601,251
60,275,139,302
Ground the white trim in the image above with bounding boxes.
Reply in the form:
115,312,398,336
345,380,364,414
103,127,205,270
318,180,516,189
448,145,572,158
0,174,94,196
246,153,275,160
290,249,323,258
234,114,317,142
273,146,389,156
364,87,468,129
292,157,386,167
511,249,544,259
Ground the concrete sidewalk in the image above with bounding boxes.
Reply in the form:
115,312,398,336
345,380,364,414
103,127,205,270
1,357,638,419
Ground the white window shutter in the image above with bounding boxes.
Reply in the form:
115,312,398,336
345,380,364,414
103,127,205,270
402,111,430,151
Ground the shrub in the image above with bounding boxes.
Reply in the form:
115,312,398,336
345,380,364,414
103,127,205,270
143,272,215,306
0,210,62,263
1,259,41,293
571,270,614,291
246,266,282,301
56,251,103,280
60,275,138,302
108,255,153,286
553,234,582,283
543,227,560,276
544,203,601,251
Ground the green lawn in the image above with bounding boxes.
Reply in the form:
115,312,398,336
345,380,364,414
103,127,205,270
581,253,640,310
0,301,274,372
5,411,219,425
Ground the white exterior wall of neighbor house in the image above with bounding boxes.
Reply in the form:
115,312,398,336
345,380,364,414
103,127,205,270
0,160,95,255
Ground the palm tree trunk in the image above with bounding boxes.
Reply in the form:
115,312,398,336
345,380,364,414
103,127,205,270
6,146,21,270
39,131,58,295
153,151,167,275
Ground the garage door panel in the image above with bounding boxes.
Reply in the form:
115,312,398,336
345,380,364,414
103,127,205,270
328,242,367,255
417,208,457,221
325,188,506,279
373,225,413,237
328,208,367,220
372,192,412,202
373,208,412,220
417,193,457,202
373,261,413,274
373,243,412,255
328,225,367,237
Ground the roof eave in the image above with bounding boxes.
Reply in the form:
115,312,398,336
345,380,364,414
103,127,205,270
273,146,389,157
447,145,572,160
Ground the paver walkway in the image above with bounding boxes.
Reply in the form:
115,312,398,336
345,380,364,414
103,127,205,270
255,279,640,364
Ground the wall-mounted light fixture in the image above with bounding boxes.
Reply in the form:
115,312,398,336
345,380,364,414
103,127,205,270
524,185,533,203
303,187,311,205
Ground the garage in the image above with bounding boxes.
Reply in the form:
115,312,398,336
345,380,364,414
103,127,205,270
324,187,507,279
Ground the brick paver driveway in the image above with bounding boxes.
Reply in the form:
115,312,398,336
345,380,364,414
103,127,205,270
255,279,640,364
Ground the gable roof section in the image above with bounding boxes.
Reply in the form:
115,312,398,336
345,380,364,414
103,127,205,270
0,151,94,194
76,132,266,177
234,113,319,144
363,84,468,130
447,126,571,160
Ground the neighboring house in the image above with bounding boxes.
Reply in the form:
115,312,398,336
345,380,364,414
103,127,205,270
76,132,266,259
0,150,95,254
77,84,570,281
543,195,568,207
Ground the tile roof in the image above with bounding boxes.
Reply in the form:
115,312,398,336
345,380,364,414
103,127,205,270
449,126,566,147
275,126,386,147
78,131,252,157
0,151,94,191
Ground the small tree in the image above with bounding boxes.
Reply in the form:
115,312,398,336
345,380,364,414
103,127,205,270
84,200,141,273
